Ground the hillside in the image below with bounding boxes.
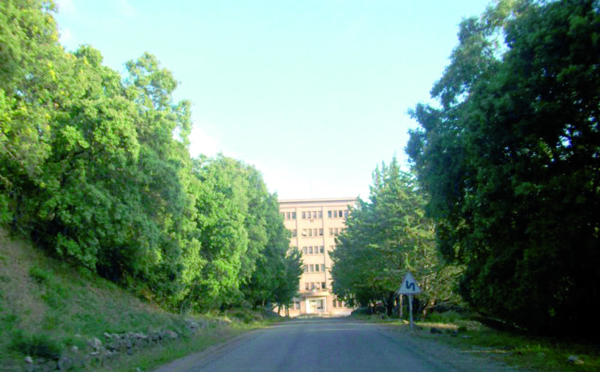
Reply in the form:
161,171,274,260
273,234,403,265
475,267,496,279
0,228,245,371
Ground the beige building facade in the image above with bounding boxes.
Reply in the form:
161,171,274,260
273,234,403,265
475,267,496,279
279,197,356,317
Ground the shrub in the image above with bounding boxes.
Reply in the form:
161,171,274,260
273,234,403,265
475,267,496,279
29,266,52,284
9,331,62,360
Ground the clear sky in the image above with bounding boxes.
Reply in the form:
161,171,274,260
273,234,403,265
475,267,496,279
54,0,491,200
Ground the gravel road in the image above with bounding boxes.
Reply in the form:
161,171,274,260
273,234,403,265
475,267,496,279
154,318,518,372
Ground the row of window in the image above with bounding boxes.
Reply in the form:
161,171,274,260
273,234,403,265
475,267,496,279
304,264,325,273
332,299,345,308
281,210,349,220
329,228,343,236
303,264,326,273
302,211,322,219
302,246,324,255
329,210,349,219
304,282,327,290
302,228,323,237
288,228,344,238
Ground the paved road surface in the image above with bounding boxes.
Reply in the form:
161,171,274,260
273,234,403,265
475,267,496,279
155,318,517,372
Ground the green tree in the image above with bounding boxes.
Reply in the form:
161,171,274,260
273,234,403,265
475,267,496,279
331,158,458,316
408,0,600,337
0,0,299,313
241,193,302,309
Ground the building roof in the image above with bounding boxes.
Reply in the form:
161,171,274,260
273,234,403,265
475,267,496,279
279,197,357,205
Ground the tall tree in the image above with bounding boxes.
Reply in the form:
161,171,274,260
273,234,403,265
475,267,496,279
241,193,302,309
408,0,600,336
331,158,458,316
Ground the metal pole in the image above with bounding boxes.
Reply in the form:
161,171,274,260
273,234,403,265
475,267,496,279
409,294,414,329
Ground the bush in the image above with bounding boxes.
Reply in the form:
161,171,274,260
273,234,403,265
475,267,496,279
9,331,62,360
29,266,52,284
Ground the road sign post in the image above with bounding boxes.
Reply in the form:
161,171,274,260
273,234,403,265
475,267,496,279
408,294,413,329
398,271,422,330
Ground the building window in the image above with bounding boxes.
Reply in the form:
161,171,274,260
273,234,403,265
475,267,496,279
302,229,307,236
305,283,309,290
320,246,325,254
315,264,320,272
321,282,326,289
329,228,333,236
302,211,306,219
344,210,348,218
292,212,297,219
302,247,307,254
312,211,317,219
308,246,313,254
303,265,308,272
328,211,332,218
334,228,339,235
295,301,301,309
321,264,325,272
318,229,323,236
309,264,314,272
308,229,313,237
291,229,297,237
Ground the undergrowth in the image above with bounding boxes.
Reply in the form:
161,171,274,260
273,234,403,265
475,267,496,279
0,229,279,370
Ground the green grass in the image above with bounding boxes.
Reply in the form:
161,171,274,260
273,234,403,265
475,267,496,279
355,311,600,371
0,228,278,370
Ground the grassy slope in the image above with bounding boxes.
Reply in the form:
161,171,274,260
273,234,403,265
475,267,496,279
0,228,261,371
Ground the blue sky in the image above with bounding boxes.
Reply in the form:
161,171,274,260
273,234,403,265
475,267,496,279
54,0,491,200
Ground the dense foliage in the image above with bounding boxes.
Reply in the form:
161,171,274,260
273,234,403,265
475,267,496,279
0,0,300,311
407,0,600,337
330,158,460,316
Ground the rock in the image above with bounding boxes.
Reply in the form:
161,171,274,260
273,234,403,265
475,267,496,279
24,356,34,364
70,345,79,353
58,356,72,370
88,337,103,351
430,327,443,334
103,332,112,339
165,329,179,339
567,355,584,365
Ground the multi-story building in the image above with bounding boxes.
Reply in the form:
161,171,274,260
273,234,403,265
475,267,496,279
279,197,357,317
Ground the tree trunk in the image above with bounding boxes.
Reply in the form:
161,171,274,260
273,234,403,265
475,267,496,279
386,292,395,316
398,295,403,318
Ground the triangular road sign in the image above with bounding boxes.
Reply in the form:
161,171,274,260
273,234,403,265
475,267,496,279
398,271,422,295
